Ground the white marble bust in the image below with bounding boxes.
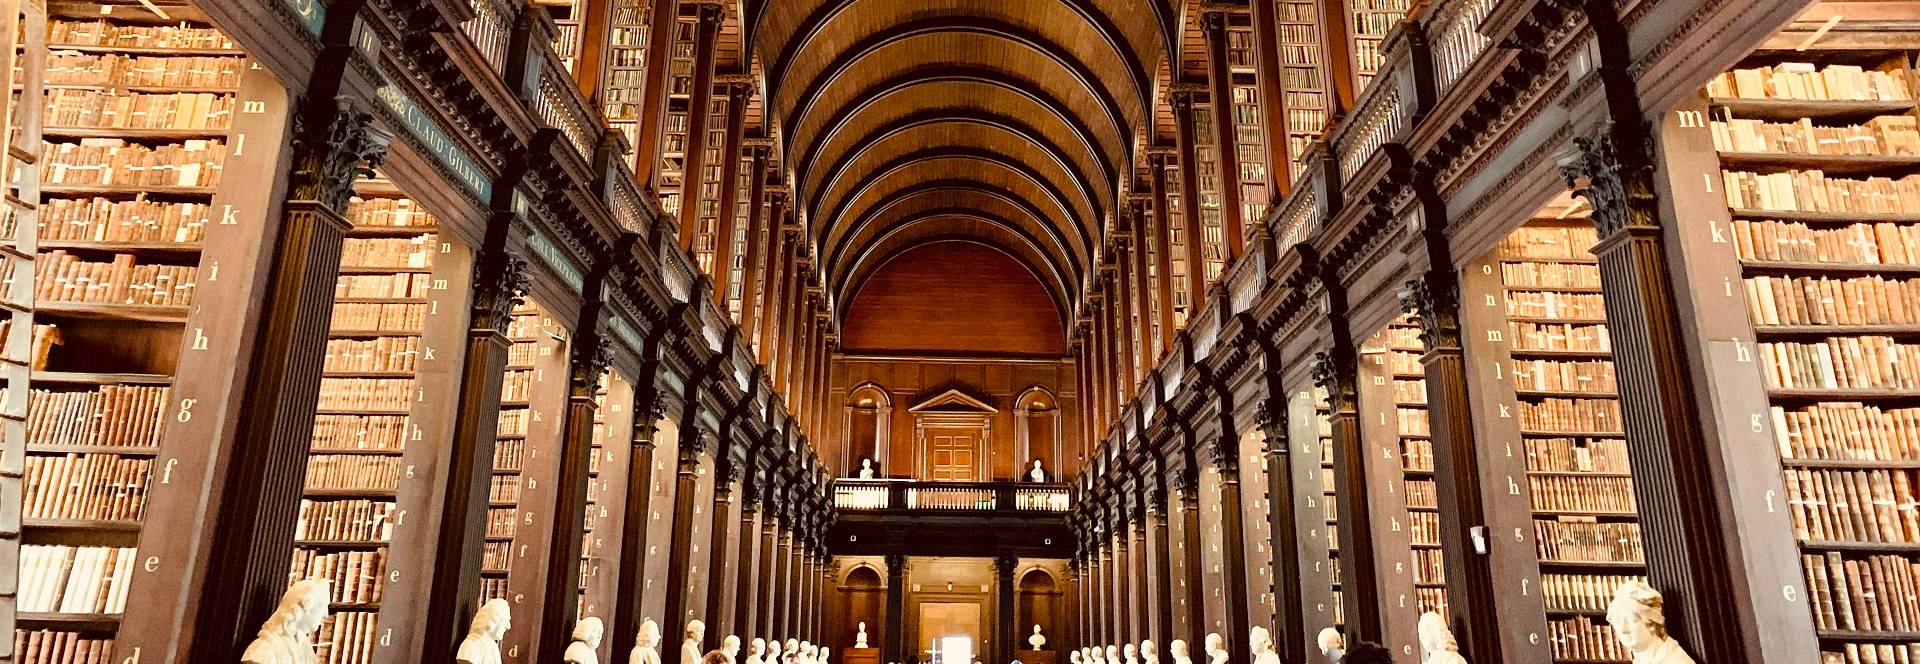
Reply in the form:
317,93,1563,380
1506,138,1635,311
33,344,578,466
1203,634,1226,664
1029,459,1047,482
747,638,768,664
1315,628,1343,663
858,459,876,479
1168,640,1193,664
457,599,513,664
682,621,707,664
1123,643,1140,664
241,579,332,664
784,638,800,664
632,620,664,664
1140,640,1159,664
1606,581,1697,664
1250,627,1281,664
567,617,606,664
820,647,831,664
856,623,870,649
801,641,816,664
1418,613,1467,664
723,636,742,664
1106,644,1120,664
1029,625,1046,650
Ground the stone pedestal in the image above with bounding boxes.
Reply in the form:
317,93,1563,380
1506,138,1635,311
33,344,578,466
842,648,881,664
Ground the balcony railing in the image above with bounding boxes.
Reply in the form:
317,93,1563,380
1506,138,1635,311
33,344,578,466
833,479,1072,513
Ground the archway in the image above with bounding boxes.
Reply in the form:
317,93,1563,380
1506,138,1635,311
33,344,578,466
841,565,885,651
1016,568,1059,658
845,383,893,477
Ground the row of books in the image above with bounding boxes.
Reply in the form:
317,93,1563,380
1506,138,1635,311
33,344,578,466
1516,397,1622,433
498,408,531,437
48,19,235,50
1713,115,1920,156
487,507,517,538
1528,476,1637,514
1497,226,1600,260
289,548,386,604
1509,322,1613,352
46,53,243,88
303,455,401,491
43,89,232,131
313,378,414,411
1542,573,1646,611
329,301,427,331
12,631,114,664
1550,617,1628,662
1535,519,1644,563
1501,260,1601,289
23,453,149,521
1825,644,1920,664
18,545,135,614
1723,170,1920,214
1391,379,1426,404
1511,359,1618,393
344,196,439,229
43,139,225,187
27,385,167,448
341,236,435,268
1707,62,1912,101
335,273,432,299
1506,291,1606,319
1805,551,1920,632
1404,479,1436,509
1744,275,1920,326
483,541,511,571
489,475,521,503
494,440,526,471
314,612,378,664
293,498,394,541
321,337,423,373
35,251,197,305
1395,405,1430,438
1401,439,1434,472
507,341,540,366
1759,337,1920,390
1408,511,1440,546
1527,438,1633,474
40,198,209,242
501,369,536,402
1771,403,1920,462
1784,468,1920,544
1733,219,1920,266
1413,549,1444,584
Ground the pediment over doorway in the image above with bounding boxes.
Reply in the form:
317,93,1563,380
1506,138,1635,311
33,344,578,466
907,388,998,414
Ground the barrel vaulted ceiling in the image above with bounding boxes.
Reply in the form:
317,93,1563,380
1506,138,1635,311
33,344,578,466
742,0,1176,334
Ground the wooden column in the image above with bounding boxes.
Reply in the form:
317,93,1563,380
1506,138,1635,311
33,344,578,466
1203,434,1253,664
612,387,670,661
632,0,684,186
1173,448,1208,643
709,81,751,304
1146,458,1176,647
1128,484,1151,645
1110,498,1132,646
1171,93,1209,304
674,3,722,249
1310,316,1383,644
756,488,783,636
1095,515,1112,646
1253,409,1306,661
663,418,714,636
1130,200,1155,366
1245,0,1293,193
1089,291,1109,435
738,151,774,342
1200,10,1245,260
995,555,1019,664
771,507,795,637
883,554,910,664
706,455,741,637
571,0,614,100
536,297,616,663
734,460,765,636
1148,152,1177,348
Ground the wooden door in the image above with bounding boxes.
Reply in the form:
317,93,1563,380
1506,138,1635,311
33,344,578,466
925,428,979,481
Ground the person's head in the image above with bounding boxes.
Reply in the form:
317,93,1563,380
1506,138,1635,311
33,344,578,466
724,636,742,657
575,617,606,647
1417,613,1455,654
1169,641,1188,658
641,619,662,647
1249,627,1273,652
471,598,512,639
1606,580,1670,652
1315,628,1342,656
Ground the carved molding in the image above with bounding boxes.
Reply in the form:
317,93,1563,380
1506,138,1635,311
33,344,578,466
473,253,531,334
1397,276,1460,350
291,97,391,214
1310,349,1357,411
1559,121,1660,237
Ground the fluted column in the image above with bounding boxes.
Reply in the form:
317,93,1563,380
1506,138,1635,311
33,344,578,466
884,554,910,664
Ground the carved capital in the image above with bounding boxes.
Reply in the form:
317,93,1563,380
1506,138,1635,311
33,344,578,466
291,97,391,214
473,253,531,334
1310,349,1357,410
1203,436,1238,472
1256,402,1288,455
1558,121,1660,238
633,395,670,446
570,335,615,395
1396,276,1460,351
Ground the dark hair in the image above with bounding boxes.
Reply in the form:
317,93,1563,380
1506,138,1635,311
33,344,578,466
704,651,731,664
1340,642,1391,664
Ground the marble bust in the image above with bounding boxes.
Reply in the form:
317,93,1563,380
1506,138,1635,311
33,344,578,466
820,647,831,664
1140,640,1159,664
1316,628,1344,663
1123,643,1139,664
1607,581,1698,664
1070,650,1083,664
1168,640,1192,664
801,641,816,664
567,617,606,664
1029,459,1047,482
241,579,332,664
1030,625,1046,650
682,620,707,664
1250,627,1281,664
858,459,876,479
1203,634,1227,664
784,638,800,664
632,619,663,664
856,623,870,649
1418,613,1467,664
457,599,513,664
1106,644,1120,664
747,638,768,664
723,636,742,664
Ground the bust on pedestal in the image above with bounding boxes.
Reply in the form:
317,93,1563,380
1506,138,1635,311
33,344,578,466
1417,613,1467,664
457,599,513,664
1123,643,1139,664
567,618,606,664
1315,629,1343,664
724,636,743,664
858,459,876,479
1250,627,1280,664
1029,625,1046,651
1140,640,1158,664
857,623,871,649
241,579,332,664
632,620,664,664
1606,581,1698,664
748,638,769,664
1028,460,1047,482
682,621,707,664
1202,635,1226,664
1168,641,1192,664
820,646,831,664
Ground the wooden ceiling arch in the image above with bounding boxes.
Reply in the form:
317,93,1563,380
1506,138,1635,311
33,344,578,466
813,152,1089,271
836,219,1074,323
839,234,1072,344
823,183,1087,289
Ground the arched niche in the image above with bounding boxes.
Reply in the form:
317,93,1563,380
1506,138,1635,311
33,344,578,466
1014,386,1062,481
1016,568,1060,657
840,565,885,650
844,382,892,477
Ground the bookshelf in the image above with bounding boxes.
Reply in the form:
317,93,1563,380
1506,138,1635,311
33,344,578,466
1289,384,1343,633
1187,102,1227,283
1343,0,1407,92
724,149,752,320
537,0,583,73
496,297,572,663
656,15,697,218
600,0,652,169
578,369,633,662
1488,221,1646,663
2,0,45,656
1223,18,1270,228
1354,323,1422,655
1380,319,1448,618
1692,52,1920,664
1161,155,1190,326
691,92,727,275
1271,0,1328,180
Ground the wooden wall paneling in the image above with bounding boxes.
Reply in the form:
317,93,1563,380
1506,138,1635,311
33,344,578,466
755,482,780,636
1252,395,1306,661
1112,488,1134,645
500,299,576,663
704,448,741,638
1144,451,1176,647
1128,468,1152,644
114,62,299,660
1202,11,1247,261
1206,420,1254,664
772,499,794,637
733,455,764,636
608,334,668,662
1647,93,1818,660
662,387,716,645
1351,327,1421,658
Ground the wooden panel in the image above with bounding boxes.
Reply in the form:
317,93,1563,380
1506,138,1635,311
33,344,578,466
842,242,1067,357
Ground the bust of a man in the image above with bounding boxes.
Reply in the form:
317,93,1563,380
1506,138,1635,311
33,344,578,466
1417,613,1466,664
1070,650,1083,664
856,623,870,649
682,620,707,664
242,579,332,664
567,617,606,664
1203,634,1227,664
1106,644,1120,664
747,638,768,664
1168,640,1193,664
784,638,801,664
1250,627,1281,664
1140,640,1158,664
1029,459,1047,482
858,459,876,479
1316,628,1344,664
722,636,742,664
1607,581,1697,664
820,647,831,664
457,599,513,664
632,619,663,664
1123,643,1139,664
1030,625,1046,650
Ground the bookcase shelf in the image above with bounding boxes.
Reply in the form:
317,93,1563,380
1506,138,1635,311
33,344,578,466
1710,97,1916,121
1740,260,1920,275
1715,151,1920,174
15,614,119,631
32,303,189,323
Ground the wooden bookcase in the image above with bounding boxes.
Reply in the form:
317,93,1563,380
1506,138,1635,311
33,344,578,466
1375,319,1448,619
1160,156,1191,324
657,14,697,219
723,148,752,320
1,0,45,656
1353,324,1421,657
1269,0,1328,181
495,297,573,663
1186,104,1228,284
1341,0,1406,92
579,368,633,661
1223,16,1270,228
691,92,728,275
600,0,652,169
